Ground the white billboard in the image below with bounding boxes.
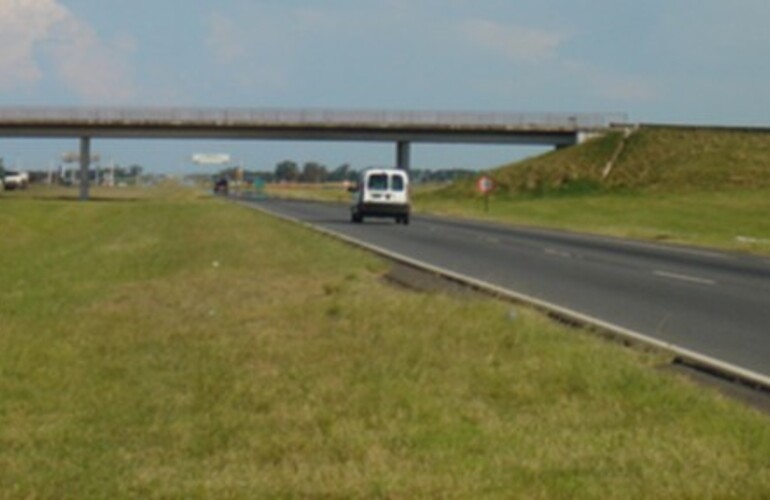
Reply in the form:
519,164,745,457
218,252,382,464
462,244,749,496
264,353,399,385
192,153,231,165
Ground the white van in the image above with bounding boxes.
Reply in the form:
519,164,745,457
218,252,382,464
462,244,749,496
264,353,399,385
350,168,410,225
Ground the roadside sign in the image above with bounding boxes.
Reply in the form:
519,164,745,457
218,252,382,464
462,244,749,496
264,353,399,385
477,175,494,194
477,175,494,212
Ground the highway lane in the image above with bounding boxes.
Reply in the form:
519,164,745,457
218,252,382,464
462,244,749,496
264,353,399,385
239,197,770,383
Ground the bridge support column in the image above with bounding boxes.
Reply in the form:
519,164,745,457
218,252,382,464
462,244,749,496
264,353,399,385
396,141,411,172
79,136,91,201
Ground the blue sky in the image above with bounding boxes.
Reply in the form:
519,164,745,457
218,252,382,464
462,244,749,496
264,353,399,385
2,0,770,174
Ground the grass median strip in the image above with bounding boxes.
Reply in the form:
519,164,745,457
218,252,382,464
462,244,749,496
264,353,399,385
1,186,769,497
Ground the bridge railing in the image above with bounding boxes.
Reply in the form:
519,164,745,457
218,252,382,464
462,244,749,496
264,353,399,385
0,107,627,130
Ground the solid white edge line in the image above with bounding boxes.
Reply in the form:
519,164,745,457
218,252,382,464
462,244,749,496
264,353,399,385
236,199,770,390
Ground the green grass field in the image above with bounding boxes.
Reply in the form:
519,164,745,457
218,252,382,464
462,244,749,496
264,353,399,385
1,185,770,498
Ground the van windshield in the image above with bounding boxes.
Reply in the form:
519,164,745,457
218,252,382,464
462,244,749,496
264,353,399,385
367,174,389,191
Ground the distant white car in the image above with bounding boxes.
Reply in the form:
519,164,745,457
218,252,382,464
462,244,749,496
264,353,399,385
350,168,411,225
3,170,29,190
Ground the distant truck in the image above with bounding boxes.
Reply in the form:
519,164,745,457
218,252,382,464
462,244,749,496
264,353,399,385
350,168,410,225
3,170,29,190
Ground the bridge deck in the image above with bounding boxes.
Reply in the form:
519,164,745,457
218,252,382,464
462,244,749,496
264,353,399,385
0,107,625,143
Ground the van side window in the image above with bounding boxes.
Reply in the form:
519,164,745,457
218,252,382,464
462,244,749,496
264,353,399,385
391,174,404,192
368,174,388,191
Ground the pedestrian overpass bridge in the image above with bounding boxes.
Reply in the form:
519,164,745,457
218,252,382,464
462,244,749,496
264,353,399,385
0,107,626,199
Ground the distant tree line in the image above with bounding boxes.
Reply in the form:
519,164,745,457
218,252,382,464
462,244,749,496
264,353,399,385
208,159,478,186
272,161,358,183
213,162,357,184
217,161,476,185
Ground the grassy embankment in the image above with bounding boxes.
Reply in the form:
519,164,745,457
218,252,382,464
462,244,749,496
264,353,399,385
418,126,770,254
1,184,770,497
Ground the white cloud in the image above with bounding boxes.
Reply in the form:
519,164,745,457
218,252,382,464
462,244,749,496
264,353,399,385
204,10,290,91
599,77,657,102
0,0,67,89
204,7,341,93
205,12,244,64
563,60,658,103
292,7,338,33
0,0,136,103
205,6,339,66
459,18,564,63
47,18,137,103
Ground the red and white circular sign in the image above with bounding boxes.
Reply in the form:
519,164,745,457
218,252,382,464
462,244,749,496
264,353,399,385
476,175,494,194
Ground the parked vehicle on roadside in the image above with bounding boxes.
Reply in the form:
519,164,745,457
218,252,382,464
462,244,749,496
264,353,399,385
3,170,29,190
350,168,410,225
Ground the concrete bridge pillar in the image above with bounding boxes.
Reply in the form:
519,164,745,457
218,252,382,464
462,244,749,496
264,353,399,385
396,141,411,172
79,136,91,201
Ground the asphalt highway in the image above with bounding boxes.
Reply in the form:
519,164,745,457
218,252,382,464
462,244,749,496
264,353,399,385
240,197,770,384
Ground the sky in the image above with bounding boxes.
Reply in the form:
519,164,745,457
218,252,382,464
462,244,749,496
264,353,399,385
1,0,770,174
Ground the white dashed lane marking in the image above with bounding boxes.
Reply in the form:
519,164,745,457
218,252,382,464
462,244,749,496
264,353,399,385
654,270,716,286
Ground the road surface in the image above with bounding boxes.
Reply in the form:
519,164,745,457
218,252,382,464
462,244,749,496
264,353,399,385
239,197,770,385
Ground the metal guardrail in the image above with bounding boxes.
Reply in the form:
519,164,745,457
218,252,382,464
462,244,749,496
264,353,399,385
0,107,627,130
